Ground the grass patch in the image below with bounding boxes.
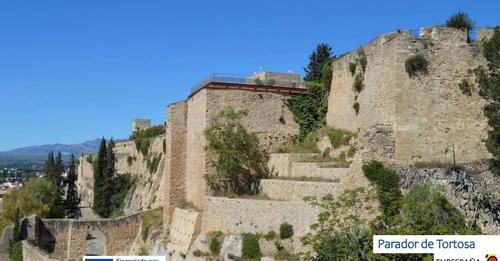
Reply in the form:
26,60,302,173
263,231,276,241
328,129,355,149
141,208,163,241
208,231,224,255
242,233,262,260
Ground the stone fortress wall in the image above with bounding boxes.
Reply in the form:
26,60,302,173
69,25,498,258
326,26,493,165
23,212,145,261
183,88,300,209
77,135,166,214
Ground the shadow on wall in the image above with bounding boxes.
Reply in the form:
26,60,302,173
34,219,56,253
85,230,106,256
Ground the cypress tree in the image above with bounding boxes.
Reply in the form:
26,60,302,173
43,152,55,181
65,154,80,218
93,138,108,217
304,43,333,82
54,152,65,197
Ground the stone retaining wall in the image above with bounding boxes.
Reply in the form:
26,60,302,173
201,197,319,245
260,179,342,201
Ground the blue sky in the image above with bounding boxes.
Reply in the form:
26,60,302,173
0,0,498,151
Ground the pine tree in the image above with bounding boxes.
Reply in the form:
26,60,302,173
93,138,108,217
65,154,80,218
303,43,333,82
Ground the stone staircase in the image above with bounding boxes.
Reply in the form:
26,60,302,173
262,152,352,202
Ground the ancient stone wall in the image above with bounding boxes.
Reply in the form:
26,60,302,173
326,26,491,164
201,197,319,250
27,212,144,260
167,208,200,255
75,135,166,214
184,88,300,209
163,102,188,224
185,89,208,209
22,241,59,261
77,154,94,207
260,179,342,202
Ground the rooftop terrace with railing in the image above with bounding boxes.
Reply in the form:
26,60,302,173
189,71,307,97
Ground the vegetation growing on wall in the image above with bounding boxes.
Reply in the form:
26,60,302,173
241,233,262,260
358,49,367,73
130,124,165,156
352,74,364,93
445,11,474,30
349,62,357,76
328,129,354,149
459,79,472,96
204,108,269,195
279,222,294,239
475,26,500,176
405,54,429,77
349,49,368,116
147,153,162,174
362,161,402,218
285,81,329,140
141,208,163,241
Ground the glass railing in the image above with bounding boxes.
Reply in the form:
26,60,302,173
190,73,305,94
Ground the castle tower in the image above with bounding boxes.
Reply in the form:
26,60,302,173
132,119,151,132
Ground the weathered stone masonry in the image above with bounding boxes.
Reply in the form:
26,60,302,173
326,26,492,164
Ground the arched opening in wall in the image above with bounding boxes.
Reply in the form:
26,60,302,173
85,230,106,256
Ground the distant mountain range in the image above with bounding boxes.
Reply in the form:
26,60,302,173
0,139,102,159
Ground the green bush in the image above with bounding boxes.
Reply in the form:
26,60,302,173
204,108,269,195
386,185,480,235
349,63,357,76
279,222,294,239
459,79,472,96
362,161,402,218
263,230,276,241
110,174,133,216
405,54,428,77
476,27,500,175
353,102,360,115
445,11,474,30
210,237,221,255
327,129,354,149
242,233,261,260
9,241,22,261
285,81,328,140
352,74,364,93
